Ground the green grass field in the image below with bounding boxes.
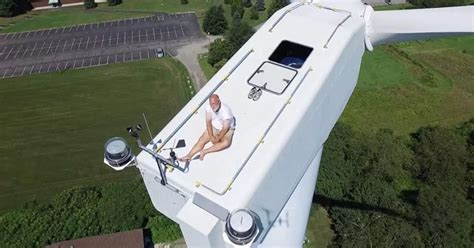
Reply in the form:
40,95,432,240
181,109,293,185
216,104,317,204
0,58,193,212
341,36,474,134
304,205,335,248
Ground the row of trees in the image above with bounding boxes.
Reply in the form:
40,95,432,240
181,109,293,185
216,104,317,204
316,119,473,247
0,178,181,247
203,0,289,70
408,0,468,7
0,0,31,17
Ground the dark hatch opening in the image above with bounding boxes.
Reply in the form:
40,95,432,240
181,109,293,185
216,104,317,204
269,41,313,69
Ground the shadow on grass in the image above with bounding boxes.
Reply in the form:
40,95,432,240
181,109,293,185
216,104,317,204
313,193,415,222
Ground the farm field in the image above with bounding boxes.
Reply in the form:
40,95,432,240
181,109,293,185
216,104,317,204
0,58,193,212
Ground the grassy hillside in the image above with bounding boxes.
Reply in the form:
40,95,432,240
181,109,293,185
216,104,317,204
0,58,192,212
341,36,474,134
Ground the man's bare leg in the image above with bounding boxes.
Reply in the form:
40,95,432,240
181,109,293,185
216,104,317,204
179,131,210,161
199,137,231,160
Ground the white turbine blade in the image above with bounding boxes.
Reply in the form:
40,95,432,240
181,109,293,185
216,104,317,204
367,6,474,46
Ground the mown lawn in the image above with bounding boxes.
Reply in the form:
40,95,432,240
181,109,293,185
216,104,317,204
0,58,193,213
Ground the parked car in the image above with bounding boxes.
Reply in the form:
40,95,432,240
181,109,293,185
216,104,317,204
156,48,165,58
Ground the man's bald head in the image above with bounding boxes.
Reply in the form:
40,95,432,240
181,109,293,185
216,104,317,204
209,94,221,112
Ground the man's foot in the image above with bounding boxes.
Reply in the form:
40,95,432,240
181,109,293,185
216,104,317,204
199,151,208,161
178,155,191,162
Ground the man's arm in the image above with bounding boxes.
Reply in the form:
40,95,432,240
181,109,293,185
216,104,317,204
214,120,230,142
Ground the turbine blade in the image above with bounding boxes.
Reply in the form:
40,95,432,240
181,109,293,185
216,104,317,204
367,6,474,46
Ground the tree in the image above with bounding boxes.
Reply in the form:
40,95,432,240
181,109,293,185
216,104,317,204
84,0,97,9
214,59,228,70
416,181,473,247
0,0,32,17
224,0,232,4
250,5,259,20
255,0,265,11
243,0,252,8
107,0,122,6
181,0,188,5
208,38,233,66
225,20,254,55
411,126,468,185
408,0,467,7
202,5,228,35
231,0,244,18
267,0,287,17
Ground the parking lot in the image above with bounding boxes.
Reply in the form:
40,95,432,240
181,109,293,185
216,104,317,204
0,12,203,78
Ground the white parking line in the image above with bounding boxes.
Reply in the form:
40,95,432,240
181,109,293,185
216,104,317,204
47,29,52,35
180,24,185,36
173,26,178,38
85,37,90,49
62,39,68,52
93,35,98,49
138,30,141,43
98,56,101,65
153,28,156,40
4,33,11,39
101,34,105,48
78,37,83,50
21,66,27,76
90,57,93,66
123,32,126,45
81,58,85,67
106,55,109,64
13,44,23,59
115,54,118,63
53,41,60,54
21,46,29,57
1,46,8,55
29,65,35,74
45,41,53,55
18,32,24,38
116,33,119,46
40,30,45,36
160,27,163,40
73,59,76,68
131,52,134,62
167,26,170,39
11,33,17,39
47,64,51,72
145,29,148,42
29,43,37,56
4,46,14,60
147,50,150,59
65,61,69,69
2,69,9,78
139,51,142,60
38,64,43,73
25,31,31,38
68,26,73,32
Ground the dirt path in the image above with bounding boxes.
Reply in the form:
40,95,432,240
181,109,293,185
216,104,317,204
174,35,221,90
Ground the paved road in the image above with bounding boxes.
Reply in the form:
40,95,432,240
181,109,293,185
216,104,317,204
0,12,203,78
174,35,221,90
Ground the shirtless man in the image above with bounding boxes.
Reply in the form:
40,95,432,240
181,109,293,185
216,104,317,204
179,94,235,161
